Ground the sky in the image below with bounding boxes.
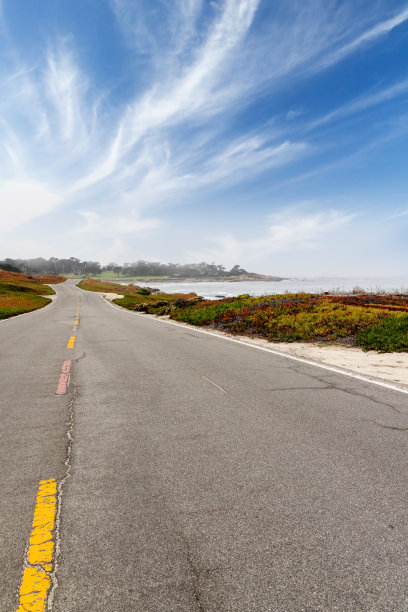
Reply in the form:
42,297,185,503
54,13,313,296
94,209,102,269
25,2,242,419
1,0,408,276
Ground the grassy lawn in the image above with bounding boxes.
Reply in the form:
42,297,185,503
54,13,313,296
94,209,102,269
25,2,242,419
0,270,63,319
69,272,169,280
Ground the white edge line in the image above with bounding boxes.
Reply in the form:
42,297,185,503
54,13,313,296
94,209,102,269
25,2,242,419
0,285,59,324
99,293,408,396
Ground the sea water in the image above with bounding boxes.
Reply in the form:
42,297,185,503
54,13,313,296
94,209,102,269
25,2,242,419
122,277,408,300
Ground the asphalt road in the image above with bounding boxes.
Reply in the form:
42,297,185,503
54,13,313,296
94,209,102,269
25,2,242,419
1,279,408,611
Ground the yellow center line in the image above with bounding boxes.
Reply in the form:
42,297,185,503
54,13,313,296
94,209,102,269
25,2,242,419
16,479,57,612
67,336,75,349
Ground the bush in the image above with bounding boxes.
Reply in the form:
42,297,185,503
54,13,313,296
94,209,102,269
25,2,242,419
136,288,151,295
355,315,408,352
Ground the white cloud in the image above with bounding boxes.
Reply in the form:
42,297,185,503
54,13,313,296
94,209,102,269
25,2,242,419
0,180,61,231
261,209,355,251
187,207,355,269
76,210,159,235
0,0,407,267
307,78,408,131
45,46,87,141
318,6,408,69
386,208,408,221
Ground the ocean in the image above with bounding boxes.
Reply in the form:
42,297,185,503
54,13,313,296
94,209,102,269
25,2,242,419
122,277,408,300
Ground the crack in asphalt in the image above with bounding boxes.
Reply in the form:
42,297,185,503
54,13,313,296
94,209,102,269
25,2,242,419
334,385,408,417
374,422,408,432
186,545,204,612
179,533,224,611
72,351,86,363
288,365,408,417
47,384,77,610
201,375,243,405
266,385,333,392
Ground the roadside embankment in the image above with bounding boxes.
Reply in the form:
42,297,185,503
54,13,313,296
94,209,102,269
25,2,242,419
80,280,408,385
0,270,65,319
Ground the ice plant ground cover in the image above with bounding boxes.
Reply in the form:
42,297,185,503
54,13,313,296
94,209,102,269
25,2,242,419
355,315,408,352
78,279,408,352
0,270,64,319
170,293,408,352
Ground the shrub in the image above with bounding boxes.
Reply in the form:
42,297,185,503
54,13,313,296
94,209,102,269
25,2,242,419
356,315,408,352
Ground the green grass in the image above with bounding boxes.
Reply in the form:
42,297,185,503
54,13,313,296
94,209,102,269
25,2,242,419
0,295,51,319
356,315,408,352
0,269,55,319
77,278,131,293
111,274,168,280
69,272,169,280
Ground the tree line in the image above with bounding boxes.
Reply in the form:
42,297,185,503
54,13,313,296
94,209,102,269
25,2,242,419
0,257,249,278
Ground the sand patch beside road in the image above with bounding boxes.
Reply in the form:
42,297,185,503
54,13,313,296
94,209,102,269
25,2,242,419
102,293,123,300
235,336,408,388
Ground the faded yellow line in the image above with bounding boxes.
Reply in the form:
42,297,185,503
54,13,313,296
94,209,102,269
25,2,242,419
16,479,57,612
67,336,75,349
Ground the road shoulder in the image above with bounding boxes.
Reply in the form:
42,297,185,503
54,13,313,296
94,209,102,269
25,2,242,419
100,292,408,391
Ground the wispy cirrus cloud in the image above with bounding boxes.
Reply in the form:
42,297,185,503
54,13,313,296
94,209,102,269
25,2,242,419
1,0,407,270
189,206,355,267
306,78,408,131
319,6,408,69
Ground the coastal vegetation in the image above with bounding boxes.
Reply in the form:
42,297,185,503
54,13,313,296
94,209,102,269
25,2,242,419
78,278,201,314
170,293,408,347
356,314,408,352
0,269,64,319
112,292,201,315
77,277,408,352
77,278,140,294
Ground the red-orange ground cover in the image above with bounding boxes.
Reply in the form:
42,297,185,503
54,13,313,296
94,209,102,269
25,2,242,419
0,269,55,318
34,274,66,283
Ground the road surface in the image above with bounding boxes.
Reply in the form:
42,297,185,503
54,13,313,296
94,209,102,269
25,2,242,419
1,279,408,611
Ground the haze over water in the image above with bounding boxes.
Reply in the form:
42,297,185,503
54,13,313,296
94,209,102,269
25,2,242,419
127,277,408,300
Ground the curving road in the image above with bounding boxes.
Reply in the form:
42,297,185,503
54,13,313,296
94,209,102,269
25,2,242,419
1,279,408,611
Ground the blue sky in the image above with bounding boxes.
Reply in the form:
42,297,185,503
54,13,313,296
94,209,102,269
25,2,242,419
1,0,408,275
